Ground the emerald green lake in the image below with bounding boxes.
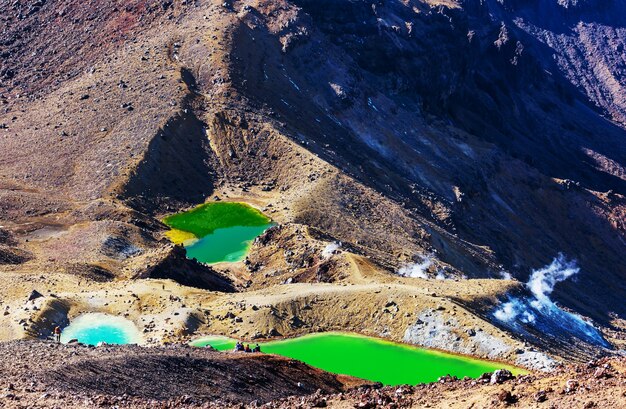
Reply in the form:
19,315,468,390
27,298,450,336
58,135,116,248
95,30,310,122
163,202,273,264
190,332,523,385
185,224,274,263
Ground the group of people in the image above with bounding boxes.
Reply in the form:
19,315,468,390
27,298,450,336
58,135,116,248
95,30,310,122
234,341,261,353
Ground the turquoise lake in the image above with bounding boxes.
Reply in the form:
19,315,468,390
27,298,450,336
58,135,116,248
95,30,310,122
60,313,142,346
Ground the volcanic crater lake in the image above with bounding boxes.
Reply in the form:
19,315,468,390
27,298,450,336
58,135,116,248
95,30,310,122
60,313,142,346
190,332,524,385
163,202,274,264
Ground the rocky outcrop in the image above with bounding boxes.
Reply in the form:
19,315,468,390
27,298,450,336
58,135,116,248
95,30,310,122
482,0,626,124
140,245,235,292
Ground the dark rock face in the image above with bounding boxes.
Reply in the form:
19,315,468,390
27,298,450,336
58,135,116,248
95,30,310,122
230,0,625,320
140,245,235,293
27,289,43,301
480,0,626,125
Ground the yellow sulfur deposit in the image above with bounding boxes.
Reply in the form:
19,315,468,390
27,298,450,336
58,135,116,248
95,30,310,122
164,228,198,245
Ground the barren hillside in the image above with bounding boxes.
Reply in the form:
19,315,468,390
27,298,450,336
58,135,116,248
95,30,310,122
0,0,624,407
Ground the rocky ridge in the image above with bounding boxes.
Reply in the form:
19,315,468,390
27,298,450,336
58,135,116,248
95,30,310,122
0,0,625,404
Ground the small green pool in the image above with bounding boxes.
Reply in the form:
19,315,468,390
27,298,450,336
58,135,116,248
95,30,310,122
60,313,142,346
163,202,274,264
190,332,524,385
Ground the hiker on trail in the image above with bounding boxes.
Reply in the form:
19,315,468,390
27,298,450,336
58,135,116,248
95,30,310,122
235,342,245,352
53,326,61,343
253,344,261,353
244,344,252,353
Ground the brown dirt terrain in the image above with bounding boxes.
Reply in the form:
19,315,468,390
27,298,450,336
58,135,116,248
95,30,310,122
269,356,626,409
0,0,625,407
0,340,623,408
0,339,367,408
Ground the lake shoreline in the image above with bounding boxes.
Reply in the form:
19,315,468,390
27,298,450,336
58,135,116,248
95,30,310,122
190,331,525,385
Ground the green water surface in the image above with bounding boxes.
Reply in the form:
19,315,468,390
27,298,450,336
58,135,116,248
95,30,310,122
190,332,523,385
163,202,271,237
186,224,274,264
163,202,273,264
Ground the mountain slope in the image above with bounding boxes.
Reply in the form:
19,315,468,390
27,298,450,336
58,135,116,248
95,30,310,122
0,0,624,368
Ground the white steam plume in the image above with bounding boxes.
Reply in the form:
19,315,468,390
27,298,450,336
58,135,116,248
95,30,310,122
493,254,608,347
527,254,579,303
321,242,341,259
494,299,536,323
397,254,434,279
